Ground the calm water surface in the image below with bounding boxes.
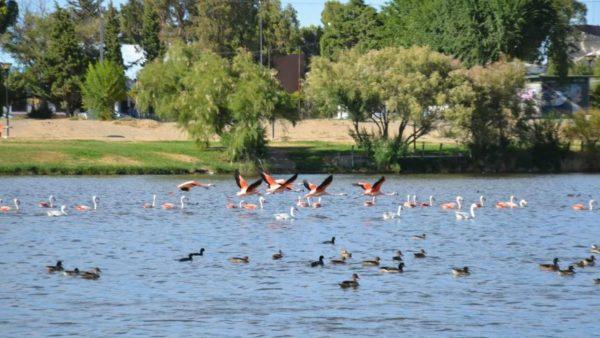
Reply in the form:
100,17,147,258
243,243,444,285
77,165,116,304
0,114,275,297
0,174,599,337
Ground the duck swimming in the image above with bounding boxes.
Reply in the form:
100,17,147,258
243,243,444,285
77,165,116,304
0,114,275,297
272,250,283,260
591,245,600,254
178,253,194,262
46,260,63,273
362,257,381,266
340,249,352,259
392,250,403,261
229,256,249,264
539,258,560,271
558,265,576,276
322,237,335,245
330,256,347,264
414,249,426,258
412,234,426,240
339,273,360,289
311,255,324,267
575,255,595,267
63,268,80,276
452,267,470,276
381,262,405,273
81,268,101,280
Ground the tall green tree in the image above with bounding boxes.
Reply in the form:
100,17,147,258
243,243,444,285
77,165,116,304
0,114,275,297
380,0,586,73
67,0,102,62
141,4,163,62
300,25,322,59
147,0,198,42
104,2,123,67
46,6,88,115
320,0,381,58
66,0,101,20
193,0,258,55
119,0,144,44
258,1,301,64
0,0,17,33
82,60,127,120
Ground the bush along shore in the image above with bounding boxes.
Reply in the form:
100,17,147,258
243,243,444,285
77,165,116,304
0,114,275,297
0,140,599,175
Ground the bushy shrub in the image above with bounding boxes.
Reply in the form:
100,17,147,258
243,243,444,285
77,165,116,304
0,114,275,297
28,101,53,119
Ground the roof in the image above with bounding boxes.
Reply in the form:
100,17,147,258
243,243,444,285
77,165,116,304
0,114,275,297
121,44,146,80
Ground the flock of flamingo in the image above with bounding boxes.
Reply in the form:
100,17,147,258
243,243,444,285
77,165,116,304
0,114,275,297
2,171,594,286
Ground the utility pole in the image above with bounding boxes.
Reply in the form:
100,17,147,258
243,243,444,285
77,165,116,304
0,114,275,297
259,0,263,66
99,1,105,61
1,62,11,139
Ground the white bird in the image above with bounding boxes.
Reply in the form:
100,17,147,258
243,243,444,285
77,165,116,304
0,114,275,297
274,207,297,220
455,203,477,220
383,205,403,220
47,205,68,217
519,199,528,208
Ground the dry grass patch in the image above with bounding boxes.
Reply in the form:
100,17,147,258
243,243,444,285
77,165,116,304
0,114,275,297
156,152,199,163
99,155,142,166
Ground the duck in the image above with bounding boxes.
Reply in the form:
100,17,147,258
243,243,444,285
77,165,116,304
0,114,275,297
381,262,405,273
340,249,352,259
539,258,560,271
339,273,360,289
330,256,347,265
392,250,403,261
311,255,325,267
412,234,426,240
47,205,68,217
178,253,194,262
63,268,80,276
192,248,205,257
452,267,470,276
362,257,381,266
46,260,64,273
272,250,283,260
81,267,101,280
591,245,600,254
229,256,250,264
322,236,335,245
575,255,595,267
595,279,600,284
414,249,426,258
558,265,576,276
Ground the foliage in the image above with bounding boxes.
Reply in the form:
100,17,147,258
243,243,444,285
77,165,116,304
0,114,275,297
320,0,381,58
193,0,258,55
134,43,297,160
591,83,600,109
0,0,17,34
104,3,123,67
45,6,88,115
300,25,322,59
258,0,301,63
147,0,197,42
564,109,600,151
119,0,144,44
380,0,586,74
306,46,461,159
141,4,163,62
82,60,127,120
67,0,102,63
519,118,565,170
444,60,532,163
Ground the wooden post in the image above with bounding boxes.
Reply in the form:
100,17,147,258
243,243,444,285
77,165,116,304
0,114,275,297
439,143,443,154
421,142,425,157
351,145,355,169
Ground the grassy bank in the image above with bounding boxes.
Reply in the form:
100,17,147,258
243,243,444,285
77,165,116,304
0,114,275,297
0,139,467,175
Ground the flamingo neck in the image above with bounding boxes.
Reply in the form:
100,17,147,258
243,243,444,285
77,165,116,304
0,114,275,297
457,198,462,210
590,200,594,210
470,205,476,218
93,200,97,210
152,195,156,207
429,196,433,206
480,196,484,206
180,198,186,209
259,198,264,209
290,207,296,218
14,200,19,210
396,205,402,216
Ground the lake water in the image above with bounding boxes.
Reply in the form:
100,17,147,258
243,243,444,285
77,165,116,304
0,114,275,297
0,174,598,337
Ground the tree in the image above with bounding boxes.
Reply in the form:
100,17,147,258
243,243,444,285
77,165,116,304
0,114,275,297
82,60,127,120
119,0,144,44
67,0,102,63
66,0,101,20
104,2,123,67
300,25,322,59
147,0,198,42
258,1,301,64
134,43,296,160
0,0,18,34
306,46,461,156
444,60,532,161
564,109,600,151
320,0,381,58
193,0,258,55
46,6,88,115
380,0,586,72
141,4,163,62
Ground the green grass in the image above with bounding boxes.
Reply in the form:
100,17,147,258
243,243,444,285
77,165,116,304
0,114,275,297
0,140,251,175
0,139,467,175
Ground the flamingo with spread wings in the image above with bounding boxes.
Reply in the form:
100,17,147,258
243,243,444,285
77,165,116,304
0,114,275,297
177,181,214,191
235,170,263,197
262,172,298,194
353,176,387,196
303,175,334,198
